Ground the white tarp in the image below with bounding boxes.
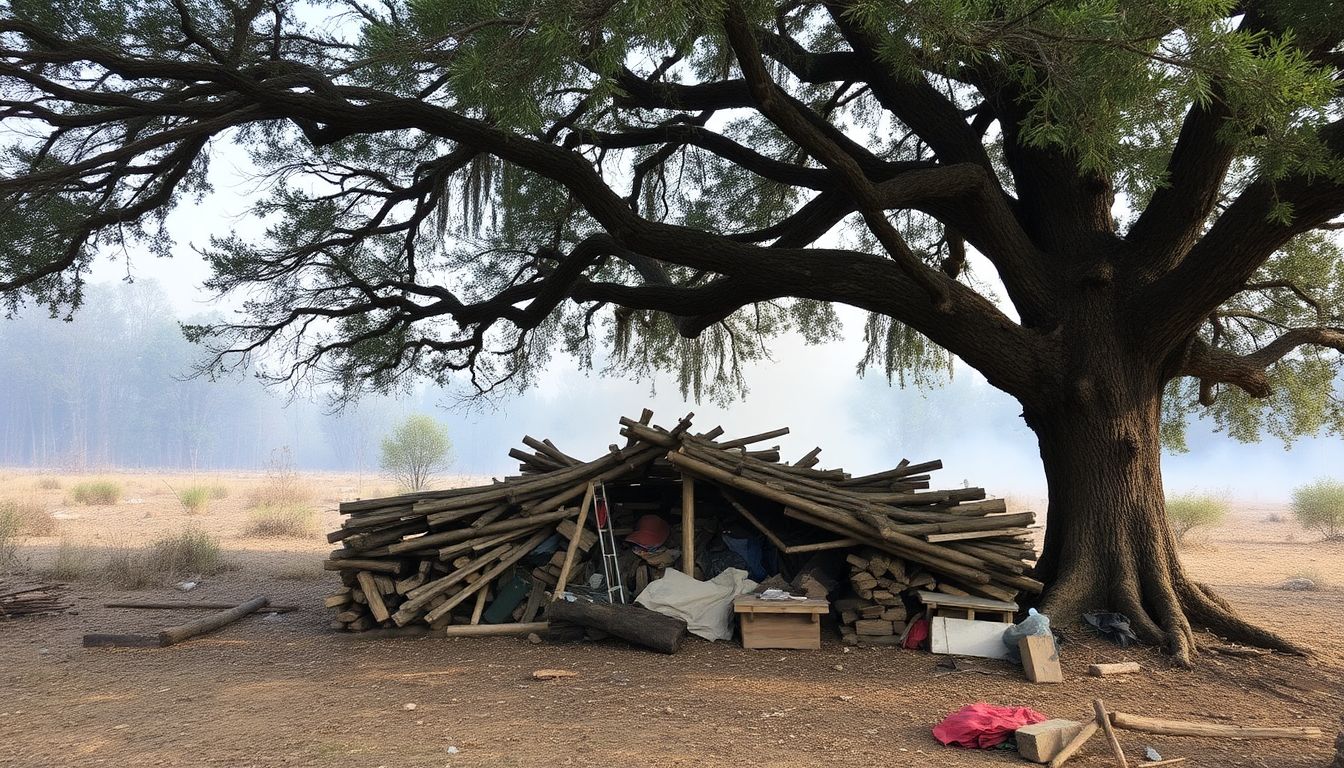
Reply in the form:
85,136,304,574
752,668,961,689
635,567,758,641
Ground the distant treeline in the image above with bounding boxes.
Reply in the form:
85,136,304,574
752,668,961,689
0,282,397,471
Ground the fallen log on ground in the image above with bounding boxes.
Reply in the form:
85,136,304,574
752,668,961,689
547,599,687,654
84,596,271,648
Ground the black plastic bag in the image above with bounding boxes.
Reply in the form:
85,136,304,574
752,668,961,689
1083,611,1139,647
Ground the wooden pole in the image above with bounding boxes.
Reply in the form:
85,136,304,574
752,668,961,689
131,596,271,647
104,601,297,613
552,482,595,601
682,474,695,576
1094,699,1129,768
469,586,489,625
443,621,548,638
1109,712,1322,740
1048,721,1099,768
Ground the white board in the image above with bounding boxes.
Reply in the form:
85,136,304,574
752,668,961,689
929,616,1011,660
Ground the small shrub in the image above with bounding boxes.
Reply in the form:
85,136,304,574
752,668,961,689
244,505,316,538
45,537,93,581
177,485,212,515
0,506,20,565
1291,478,1344,540
1263,512,1285,523
150,528,226,575
1166,493,1228,542
209,484,230,499
35,477,62,490
0,499,56,536
380,414,453,491
246,448,312,508
69,479,123,505
106,529,228,588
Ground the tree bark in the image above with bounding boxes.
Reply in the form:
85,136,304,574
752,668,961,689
1026,366,1305,665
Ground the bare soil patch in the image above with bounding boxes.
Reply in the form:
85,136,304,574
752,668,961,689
2,472,1341,767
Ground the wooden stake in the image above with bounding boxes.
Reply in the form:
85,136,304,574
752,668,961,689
682,474,695,576
552,482,595,601
356,572,389,623
469,586,489,625
1094,699,1129,768
1048,721,1099,768
1089,662,1141,676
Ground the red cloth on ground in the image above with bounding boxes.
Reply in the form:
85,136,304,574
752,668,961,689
932,702,1049,748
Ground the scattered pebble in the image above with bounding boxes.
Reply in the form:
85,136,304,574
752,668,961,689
832,664,843,671
446,746,459,754
527,633,542,645
403,703,417,711
662,706,674,715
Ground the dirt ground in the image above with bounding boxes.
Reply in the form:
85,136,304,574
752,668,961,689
2,470,1342,768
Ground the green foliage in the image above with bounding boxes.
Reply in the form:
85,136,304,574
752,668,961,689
177,485,212,515
1290,478,1344,540
1165,493,1228,541
68,479,123,506
244,505,317,538
380,414,453,492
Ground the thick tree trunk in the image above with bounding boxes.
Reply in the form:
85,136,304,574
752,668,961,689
1027,381,1305,665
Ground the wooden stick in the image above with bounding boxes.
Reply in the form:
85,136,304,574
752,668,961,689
1048,721,1099,768
552,482,595,601
784,538,862,554
1089,662,1141,676
82,597,284,648
469,586,489,625
682,474,695,575
1094,699,1129,768
1109,712,1322,740
443,621,548,637
105,601,298,613
1138,759,1187,767
720,489,789,553
716,427,790,449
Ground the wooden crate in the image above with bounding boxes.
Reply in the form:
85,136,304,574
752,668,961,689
733,595,830,650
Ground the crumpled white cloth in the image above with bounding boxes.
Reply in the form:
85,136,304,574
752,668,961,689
635,567,758,641
757,588,806,601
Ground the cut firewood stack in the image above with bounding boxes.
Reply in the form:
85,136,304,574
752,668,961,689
834,550,918,646
323,410,1040,636
0,583,70,618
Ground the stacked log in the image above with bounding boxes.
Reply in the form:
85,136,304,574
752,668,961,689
324,411,1038,636
833,550,916,646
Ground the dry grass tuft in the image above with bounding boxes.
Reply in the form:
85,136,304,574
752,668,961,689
34,477,62,490
69,479,123,505
106,529,230,589
0,498,56,537
244,505,316,538
45,537,94,581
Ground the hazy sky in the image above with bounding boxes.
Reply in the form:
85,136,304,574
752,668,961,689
67,124,1343,505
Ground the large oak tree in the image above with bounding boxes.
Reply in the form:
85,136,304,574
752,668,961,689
2,0,1342,663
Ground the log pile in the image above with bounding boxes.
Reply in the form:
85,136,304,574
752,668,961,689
833,549,919,646
323,410,1039,637
0,583,70,618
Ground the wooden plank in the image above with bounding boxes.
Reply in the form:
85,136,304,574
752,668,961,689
732,596,830,614
925,527,1036,543
1048,721,1100,768
783,538,861,554
1020,635,1063,683
106,601,298,613
916,590,1017,612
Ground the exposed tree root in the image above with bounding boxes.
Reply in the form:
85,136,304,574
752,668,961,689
1038,561,1308,666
